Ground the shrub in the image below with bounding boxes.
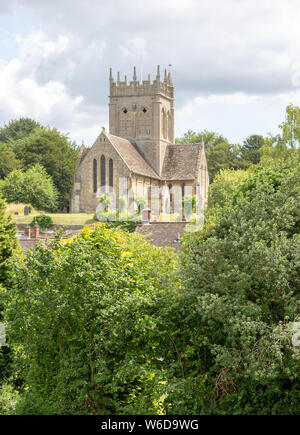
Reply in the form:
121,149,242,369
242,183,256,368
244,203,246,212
106,219,138,233
29,215,54,230
0,384,19,414
0,197,18,288
0,165,58,212
208,169,249,209
135,196,147,214
178,158,300,414
4,224,178,414
0,197,18,392
182,195,197,218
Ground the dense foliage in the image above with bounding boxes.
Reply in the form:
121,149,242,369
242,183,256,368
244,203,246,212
0,118,41,143
29,215,54,230
3,154,300,414
0,165,58,212
4,225,178,414
0,196,18,395
0,197,18,288
0,145,20,179
179,156,300,413
0,105,299,415
0,118,79,210
208,169,249,208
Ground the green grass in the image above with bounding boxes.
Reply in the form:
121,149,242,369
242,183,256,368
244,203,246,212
10,211,95,226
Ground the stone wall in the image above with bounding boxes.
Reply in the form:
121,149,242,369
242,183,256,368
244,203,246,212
71,135,131,213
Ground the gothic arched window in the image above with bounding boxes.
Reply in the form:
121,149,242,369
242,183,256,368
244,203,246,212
100,155,106,192
93,159,97,193
109,158,113,191
168,183,173,202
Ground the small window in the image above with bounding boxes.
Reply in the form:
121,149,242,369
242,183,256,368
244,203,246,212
142,107,147,113
182,183,185,197
123,108,128,114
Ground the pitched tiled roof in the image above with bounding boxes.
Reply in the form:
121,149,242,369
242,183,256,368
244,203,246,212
161,143,203,180
135,222,188,252
78,133,204,182
106,133,160,179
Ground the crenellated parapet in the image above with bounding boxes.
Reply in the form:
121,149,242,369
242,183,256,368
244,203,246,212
109,65,174,99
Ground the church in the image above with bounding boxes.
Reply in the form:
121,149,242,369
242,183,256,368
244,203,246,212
70,66,209,216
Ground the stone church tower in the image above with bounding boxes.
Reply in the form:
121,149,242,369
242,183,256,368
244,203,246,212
71,66,209,216
109,65,174,175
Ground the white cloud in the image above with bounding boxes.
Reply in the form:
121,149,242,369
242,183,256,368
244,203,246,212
0,29,107,145
176,89,300,142
120,37,146,58
1,0,300,144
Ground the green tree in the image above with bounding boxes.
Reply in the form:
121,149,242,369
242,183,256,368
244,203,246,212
15,128,78,210
4,225,177,414
279,103,300,148
98,193,112,211
0,118,41,144
206,141,242,179
0,165,58,212
0,197,17,288
0,196,18,390
0,145,20,179
208,169,249,209
135,196,147,214
178,157,300,413
240,134,264,166
260,105,300,166
0,118,79,210
29,215,54,230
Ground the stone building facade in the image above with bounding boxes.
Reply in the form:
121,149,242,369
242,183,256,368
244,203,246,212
71,66,209,216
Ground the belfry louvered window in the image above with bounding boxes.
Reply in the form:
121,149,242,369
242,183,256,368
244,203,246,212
100,155,106,191
109,159,113,191
93,159,97,193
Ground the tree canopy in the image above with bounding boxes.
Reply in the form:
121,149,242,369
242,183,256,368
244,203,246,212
0,118,79,210
0,105,299,415
179,155,300,413
0,196,18,394
4,225,178,414
0,165,58,212
0,118,41,144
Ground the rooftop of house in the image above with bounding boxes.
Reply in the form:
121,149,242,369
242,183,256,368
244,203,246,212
135,221,188,252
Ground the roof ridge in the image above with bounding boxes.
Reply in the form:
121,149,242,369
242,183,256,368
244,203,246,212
105,133,160,179
172,142,202,146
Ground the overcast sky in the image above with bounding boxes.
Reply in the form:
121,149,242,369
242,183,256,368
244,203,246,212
0,0,300,146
